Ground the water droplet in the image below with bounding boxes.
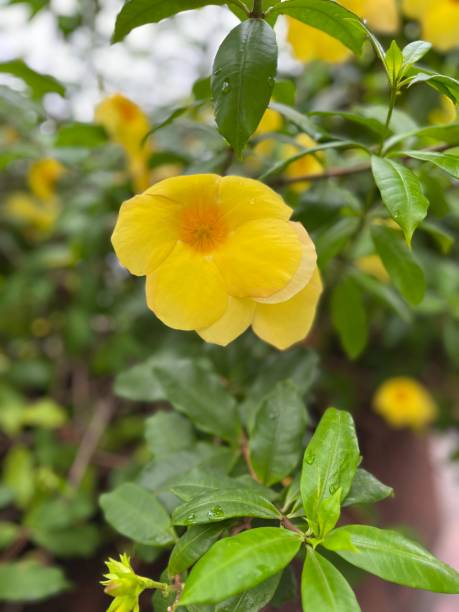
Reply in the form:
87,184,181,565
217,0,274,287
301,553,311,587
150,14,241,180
207,505,225,520
267,76,275,87
305,453,315,465
185,512,196,524
222,80,231,94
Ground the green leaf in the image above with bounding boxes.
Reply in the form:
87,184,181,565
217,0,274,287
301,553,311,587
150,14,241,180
168,523,226,577
401,41,432,66
0,561,68,602
371,156,429,244
100,482,175,546
212,19,278,155
315,217,360,268
2,445,35,508
249,381,308,485
301,549,360,611
0,521,20,550
420,221,454,255
112,0,226,42
270,0,366,55
113,353,175,402
212,574,282,612
343,468,393,507
408,72,459,104
301,408,360,536
269,101,320,139
154,358,241,443
384,123,459,151
0,59,64,99
371,225,425,305
331,276,368,359
30,524,101,558
180,527,302,605
172,489,281,526
273,79,296,106
55,122,108,148
351,269,412,323
145,411,195,458
385,41,403,86
330,525,459,593
21,398,67,429
402,150,459,179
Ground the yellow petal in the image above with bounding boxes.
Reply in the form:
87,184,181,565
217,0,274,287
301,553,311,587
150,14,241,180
287,17,353,64
255,222,316,304
423,2,459,53
252,267,322,350
402,0,431,19
365,0,399,34
214,218,303,299
146,242,228,330
111,192,182,276
146,173,220,207
218,176,292,230
197,297,255,346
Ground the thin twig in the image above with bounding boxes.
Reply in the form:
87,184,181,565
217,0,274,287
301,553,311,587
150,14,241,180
241,432,260,482
281,516,304,536
68,398,114,489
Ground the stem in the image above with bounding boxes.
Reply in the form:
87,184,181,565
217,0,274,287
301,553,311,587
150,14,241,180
281,516,304,536
378,87,397,155
227,0,250,15
241,432,260,482
251,0,264,18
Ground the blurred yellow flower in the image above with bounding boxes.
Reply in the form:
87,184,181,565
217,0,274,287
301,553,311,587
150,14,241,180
281,134,324,192
429,96,458,125
27,158,65,202
403,0,459,52
287,0,399,64
355,254,389,282
373,377,437,429
112,174,321,349
4,192,58,234
95,93,153,192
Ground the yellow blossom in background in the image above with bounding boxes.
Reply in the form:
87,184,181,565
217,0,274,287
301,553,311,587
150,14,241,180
281,134,324,192
287,0,399,64
27,158,65,202
355,254,390,282
429,96,458,125
112,174,321,349
373,377,437,429
95,93,153,192
4,193,58,233
403,0,459,52
253,108,284,157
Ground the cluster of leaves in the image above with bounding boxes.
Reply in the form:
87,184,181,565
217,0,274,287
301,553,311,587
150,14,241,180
1,0,459,609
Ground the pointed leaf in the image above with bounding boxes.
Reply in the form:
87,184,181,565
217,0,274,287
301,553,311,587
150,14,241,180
403,150,459,180
343,468,393,507
168,524,226,577
331,276,368,359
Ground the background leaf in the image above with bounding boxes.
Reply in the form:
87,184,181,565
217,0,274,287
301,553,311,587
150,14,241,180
0,561,68,602
343,468,393,507
331,275,368,359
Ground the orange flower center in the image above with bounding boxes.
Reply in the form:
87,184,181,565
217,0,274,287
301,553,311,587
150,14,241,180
114,98,138,122
179,205,228,253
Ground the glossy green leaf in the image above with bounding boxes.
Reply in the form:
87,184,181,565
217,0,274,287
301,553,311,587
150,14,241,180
351,269,412,323
180,527,302,605
385,41,403,86
402,150,459,179
168,523,226,577
112,0,226,42
331,525,459,593
409,73,459,104
270,0,366,55
0,561,69,602
100,482,175,546
0,59,64,99
343,468,393,507
331,276,368,359
269,101,320,139
371,156,429,244
145,411,195,458
371,225,425,305
249,381,308,485
401,41,432,66
301,549,360,611
172,489,281,526
154,358,241,443
212,19,278,155
212,574,282,612
301,408,360,535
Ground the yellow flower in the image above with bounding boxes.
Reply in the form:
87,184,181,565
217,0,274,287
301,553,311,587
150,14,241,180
95,93,153,192
373,377,437,429
27,158,65,202
253,108,284,158
403,0,459,52
355,254,389,282
112,174,321,349
287,0,399,64
281,134,324,193
4,192,58,234
101,553,157,612
429,96,458,125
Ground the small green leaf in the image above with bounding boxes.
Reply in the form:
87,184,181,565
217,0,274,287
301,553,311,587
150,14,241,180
317,488,342,538
301,408,360,536
249,381,308,486
0,59,64,99
172,489,281,526
331,276,368,359
212,19,278,155
371,156,430,244
180,527,302,605
331,525,459,593
145,411,195,459
402,150,459,179
408,73,459,104
170,469,274,502
168,523,225,577
154,358,241,443
114,355,171,402
371,225,425,305
2,445,35,508
112,0,226,42
401,41,432,66
385,41,403,86
270,0,366,55
55,123,108,148
0,561,69,602
343,468,393,507
100,482,175,546
301,549,360,611
0,521,20,550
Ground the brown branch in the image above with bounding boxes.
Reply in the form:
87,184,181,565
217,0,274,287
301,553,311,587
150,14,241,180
281,516,304,536
240,432,260,482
